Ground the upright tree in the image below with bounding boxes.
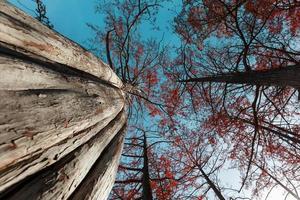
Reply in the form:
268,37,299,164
109,127,177,200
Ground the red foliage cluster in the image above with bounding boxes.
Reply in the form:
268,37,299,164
146,103,161,117
145,70,158,86
151,156,178,200
161,86,182,116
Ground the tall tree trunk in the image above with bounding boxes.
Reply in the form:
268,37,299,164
180,65,300,89
0,2,126,200
142,131,153,200
197,165,226,200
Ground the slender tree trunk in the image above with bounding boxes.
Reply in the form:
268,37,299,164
180,65,300,89
197,165,226,200
0,2,126,200
142,131,153,200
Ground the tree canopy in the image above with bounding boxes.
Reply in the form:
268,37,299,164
87,0,300,199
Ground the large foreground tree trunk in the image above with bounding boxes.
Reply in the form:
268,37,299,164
0,1,127,199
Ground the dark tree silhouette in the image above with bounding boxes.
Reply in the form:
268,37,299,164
33,0,53,29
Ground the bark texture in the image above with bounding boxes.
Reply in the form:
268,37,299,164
0,2,126,200
181,65,300,89
0,1,122,88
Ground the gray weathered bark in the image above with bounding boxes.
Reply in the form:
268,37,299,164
0,1,122,88
0,1,126,199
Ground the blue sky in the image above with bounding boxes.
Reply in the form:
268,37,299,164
9,0,181,54
10,0,104,47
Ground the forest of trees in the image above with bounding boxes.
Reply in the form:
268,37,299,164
0,0,300,199
88,0,300,199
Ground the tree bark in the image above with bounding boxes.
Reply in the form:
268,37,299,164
0,113,127,200
70,129,126,200
142,131,153,200
0,1,126,199
0,1,122,88
180,65,300,89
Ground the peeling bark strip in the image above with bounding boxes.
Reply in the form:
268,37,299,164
0,112,127,200
70,129,126,200
0,2,127,199
0,1,123,88
0,54,125,192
